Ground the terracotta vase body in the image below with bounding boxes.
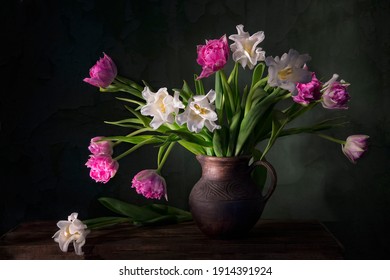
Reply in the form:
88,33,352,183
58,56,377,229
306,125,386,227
189,155,277,238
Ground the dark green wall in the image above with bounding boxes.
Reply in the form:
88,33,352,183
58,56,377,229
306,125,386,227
1,0,389,259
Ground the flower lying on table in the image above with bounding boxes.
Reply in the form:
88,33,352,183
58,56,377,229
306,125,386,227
62,24,369,248
52,213,90,256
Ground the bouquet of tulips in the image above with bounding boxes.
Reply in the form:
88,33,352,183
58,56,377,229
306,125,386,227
52,24,369,255
83,24,369,198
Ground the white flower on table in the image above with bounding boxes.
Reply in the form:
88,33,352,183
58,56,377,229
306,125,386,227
141,87,184,129
52,212,90,256
265,49,312,95
229,24,266,70
176,90,220,133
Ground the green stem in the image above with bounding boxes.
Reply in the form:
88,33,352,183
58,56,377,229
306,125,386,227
115,97,145,107
215,70,224,124
157,142,176,172
127,128,153,138
115,76,144,92
114,138,156,161
112,79,142,99
220,70,236,115
279,92,292,101
317,134,346,144
112,128,153,147
244,77,268,115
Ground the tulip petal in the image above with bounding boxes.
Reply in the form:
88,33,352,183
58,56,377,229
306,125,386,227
53,213,90,256
83,53,117,88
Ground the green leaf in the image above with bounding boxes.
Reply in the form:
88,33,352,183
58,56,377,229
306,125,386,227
220,70,235,117
141,204,192,224
145,204,192,218
83,216,131,229
194,74,205,94
181,80,194,101
214,71,223,121
227,109,242,156
157,143,170,166
251,165,267,194
100,79,143,99
124,105,150,127
228,62,239,105
102,135,165,145
278,117,348,138
235,92,278,155
165,129,213,147
250,149,267,192
104,118,144,129
241,85,249,110
119,87,143,99
244,74,268,115
212,128,224,157
178,140,206,155
142,80,154,92
261,110,289,159
253,106,274,143
259,101,318,158
104,123,143,129
97,198,193,227
98,197,160,222
250,87,268,108
115,97,145,107
133,215,178,226
105,118,144,125
251,63,266,89
205,147,215,156
115,75,144,92
99,84,121,93
284,102,316,122
115,137,171,161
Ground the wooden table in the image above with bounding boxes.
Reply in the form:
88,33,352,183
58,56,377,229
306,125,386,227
0,220,344,259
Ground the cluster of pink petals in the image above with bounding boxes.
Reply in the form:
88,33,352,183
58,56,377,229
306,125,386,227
342,135,369,164
86,154,119,183
131,169,168,200
196,35,229,79
88,136,113,156
293,72,322,105
86,136,118,183
85,155,119,183
83,53,117,88
321,74,350,110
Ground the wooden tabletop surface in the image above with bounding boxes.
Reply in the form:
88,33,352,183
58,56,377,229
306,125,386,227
0,219,344,260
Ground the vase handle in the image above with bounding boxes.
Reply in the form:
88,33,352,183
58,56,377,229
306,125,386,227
251,160,277,203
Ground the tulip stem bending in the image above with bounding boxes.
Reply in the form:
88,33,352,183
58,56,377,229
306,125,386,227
316,133,346,144
157,142,176,173
114,138,158,161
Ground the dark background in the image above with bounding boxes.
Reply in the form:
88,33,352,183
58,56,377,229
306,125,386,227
1,0,389,259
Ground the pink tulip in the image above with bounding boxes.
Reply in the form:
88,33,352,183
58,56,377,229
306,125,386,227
131,169,168,200
196,35,229,79
88,136,113,156
83,53,117,88
293,72,322,105
321,74,350,109
85,154,119,183
342,135,369,163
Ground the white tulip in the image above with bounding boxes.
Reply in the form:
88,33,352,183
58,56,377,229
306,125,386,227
141,87,184,129
52,212,90,256
229,24,266,70
176,90,220,133
265,49,312,95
